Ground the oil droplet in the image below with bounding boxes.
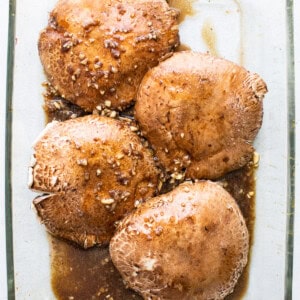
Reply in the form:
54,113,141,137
201,20,219,57
168,0,196,23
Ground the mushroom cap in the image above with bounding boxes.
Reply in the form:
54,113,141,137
110,181,249,300
38,0,179,112
29,115,160,248
135,51,268,179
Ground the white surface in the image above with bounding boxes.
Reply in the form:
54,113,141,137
12,0,55,298
240,1,288,298
0,0,296,299
293,0,300,297
0,0,9,299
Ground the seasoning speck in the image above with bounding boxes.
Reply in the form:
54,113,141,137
77,158,88,166
101,198,115,205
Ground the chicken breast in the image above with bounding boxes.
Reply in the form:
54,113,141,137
38,0,179,112
135,51,267,180
110,181,249,299
29,115,160,248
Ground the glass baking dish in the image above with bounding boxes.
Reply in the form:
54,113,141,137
5,0,295,299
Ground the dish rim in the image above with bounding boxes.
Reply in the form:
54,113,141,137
4,0,296,299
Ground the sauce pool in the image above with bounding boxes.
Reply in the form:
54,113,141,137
49,161,256,300
45,1,253,298
168,0,196,23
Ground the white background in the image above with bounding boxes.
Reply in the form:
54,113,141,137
0,0,299,299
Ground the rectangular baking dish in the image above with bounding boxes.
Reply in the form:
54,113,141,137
5,0,295,299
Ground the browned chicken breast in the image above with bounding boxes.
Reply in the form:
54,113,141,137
38,0,179,112
110,181,249,300
135,51,268,180
28,115,160,248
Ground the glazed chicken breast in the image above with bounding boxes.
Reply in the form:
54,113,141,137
29,115,160,248
135,51,268,180
38,0,179,112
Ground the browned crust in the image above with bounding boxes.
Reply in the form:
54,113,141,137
30,115,160,248
38,0,179,111
135,51,268,180
110,181,249,299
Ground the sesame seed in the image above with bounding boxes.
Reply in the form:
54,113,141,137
180,133,185,138
96,169,102,176
110,111,117,118
51,176,58,186
111,66,118,73
100,90,105,95
80,58,88,65
101,198,115,205
96,105,102,111
158,181,163,191
253,151,260,167
147,21,153,26
130,126,138,132
77,158,88,166
105,100,111,107
183,186,190,193
53,102,61,109
116,153,124,159
79,53,85,60
171,173,184,180
222,181,228,187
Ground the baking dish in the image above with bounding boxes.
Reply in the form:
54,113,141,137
4,0,295,299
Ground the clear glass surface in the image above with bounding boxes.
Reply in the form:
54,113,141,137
5,0,295,299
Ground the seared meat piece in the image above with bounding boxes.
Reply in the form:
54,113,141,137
38,0,179,112
135,51,267,179
29,115,160,248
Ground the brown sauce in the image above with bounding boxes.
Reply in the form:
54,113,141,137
50,237,141,300
44,2,252,297
201,20,219,57
176,43,192,52
168,0,196,23
47,129,255,300
223,163,256,299
43,85,255,300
